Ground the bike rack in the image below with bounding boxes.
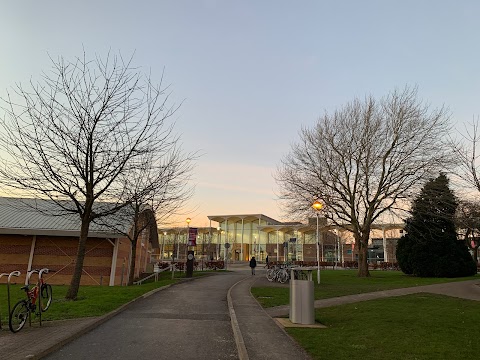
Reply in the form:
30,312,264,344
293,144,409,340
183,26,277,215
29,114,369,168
0,271,21,330
26,269,39,328
37,268,49,327
26,268,50,327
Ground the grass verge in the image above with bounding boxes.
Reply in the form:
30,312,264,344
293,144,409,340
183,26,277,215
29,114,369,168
251,270,479,307
0,270,209,324
287,293,480,359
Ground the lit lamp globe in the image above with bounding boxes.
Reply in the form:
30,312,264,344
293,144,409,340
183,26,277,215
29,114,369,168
312,200,323,284
312,200,323,212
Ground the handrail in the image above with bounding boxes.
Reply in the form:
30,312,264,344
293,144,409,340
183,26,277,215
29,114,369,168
133,265,172,285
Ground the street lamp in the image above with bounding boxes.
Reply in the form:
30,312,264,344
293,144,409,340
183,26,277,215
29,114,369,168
217,226,221,259
312,200,323,284
186,218,191,260
161,231,167,261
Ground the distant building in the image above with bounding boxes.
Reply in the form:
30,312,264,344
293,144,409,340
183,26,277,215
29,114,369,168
155,213,404,264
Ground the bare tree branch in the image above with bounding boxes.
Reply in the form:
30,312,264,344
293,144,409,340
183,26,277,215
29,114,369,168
0,51,184,299
275,86,452,276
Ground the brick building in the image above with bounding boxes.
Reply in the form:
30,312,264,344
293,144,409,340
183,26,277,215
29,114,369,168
0,198,158,286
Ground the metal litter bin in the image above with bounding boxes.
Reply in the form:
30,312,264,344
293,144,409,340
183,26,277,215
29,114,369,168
289,267,315,325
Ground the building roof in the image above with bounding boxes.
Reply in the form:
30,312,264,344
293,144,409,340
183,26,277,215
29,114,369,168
207,214,283,225
0,197,131,238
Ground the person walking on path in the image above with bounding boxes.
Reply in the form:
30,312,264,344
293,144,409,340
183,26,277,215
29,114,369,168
265,254,269,268
249,256,257,275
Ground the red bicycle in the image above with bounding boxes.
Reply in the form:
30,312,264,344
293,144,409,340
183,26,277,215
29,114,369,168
9,275,52,333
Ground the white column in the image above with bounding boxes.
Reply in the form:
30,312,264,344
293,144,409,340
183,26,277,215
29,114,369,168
224,219,228,263
276,229,279,262
176,233,180,259
241,218,244,261
109,238,119,286
26,235,36,285
233,221,237,262
383,227,388,262
258,217,261,257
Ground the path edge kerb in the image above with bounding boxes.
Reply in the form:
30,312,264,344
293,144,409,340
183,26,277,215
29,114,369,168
34,277,199,360
227,277,250,360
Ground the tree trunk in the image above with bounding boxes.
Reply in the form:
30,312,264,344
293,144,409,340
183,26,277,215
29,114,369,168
357,233,370,277
128,238,138,286
65,217,90,300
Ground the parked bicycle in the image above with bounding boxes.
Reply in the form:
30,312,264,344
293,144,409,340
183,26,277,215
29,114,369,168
266,264,290,284
9,271,52,333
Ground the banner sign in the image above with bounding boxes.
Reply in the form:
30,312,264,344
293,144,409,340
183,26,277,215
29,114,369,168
188,227,198,246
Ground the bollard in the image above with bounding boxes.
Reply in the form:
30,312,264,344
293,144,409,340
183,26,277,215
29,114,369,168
37,268,49,327
26,270,39,328
0,272,9,329
1,271,21,330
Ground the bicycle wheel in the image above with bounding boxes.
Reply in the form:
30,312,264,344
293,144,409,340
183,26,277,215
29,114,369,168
40,283,53,311
266,269,275,282
9,300,29,333
278,269,289,284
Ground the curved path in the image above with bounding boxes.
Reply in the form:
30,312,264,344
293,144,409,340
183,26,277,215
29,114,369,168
44,271,244,360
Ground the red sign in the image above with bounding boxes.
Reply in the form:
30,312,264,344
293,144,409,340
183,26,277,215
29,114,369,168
188,228,198,246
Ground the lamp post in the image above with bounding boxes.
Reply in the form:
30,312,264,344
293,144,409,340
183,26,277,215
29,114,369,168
186,218,191,260
186,217,194,277
312,200,323,284
161,231,167,261
217,226,221,260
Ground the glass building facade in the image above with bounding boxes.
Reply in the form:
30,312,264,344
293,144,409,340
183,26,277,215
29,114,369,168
155,213,404,264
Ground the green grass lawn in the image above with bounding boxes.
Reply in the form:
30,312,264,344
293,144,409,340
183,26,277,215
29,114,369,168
0,270,207,324
251,270,479,307
288,293,480,360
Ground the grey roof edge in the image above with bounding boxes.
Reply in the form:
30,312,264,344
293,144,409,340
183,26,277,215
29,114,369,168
0,228,125,238
207,214,283,225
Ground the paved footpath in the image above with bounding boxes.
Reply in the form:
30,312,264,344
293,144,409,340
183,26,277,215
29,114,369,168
43,272,243,360
230,275,311,360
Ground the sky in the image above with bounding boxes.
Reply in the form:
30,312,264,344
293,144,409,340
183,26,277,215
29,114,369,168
1,1,480,227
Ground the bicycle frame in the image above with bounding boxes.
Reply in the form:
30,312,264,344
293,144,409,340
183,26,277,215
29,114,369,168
25,284,40,308
9,268,51,333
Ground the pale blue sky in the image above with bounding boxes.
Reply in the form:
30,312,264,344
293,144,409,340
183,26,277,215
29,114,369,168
1,1,479,226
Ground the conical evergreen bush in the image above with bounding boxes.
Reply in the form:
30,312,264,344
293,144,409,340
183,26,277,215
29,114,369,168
396,174,476,277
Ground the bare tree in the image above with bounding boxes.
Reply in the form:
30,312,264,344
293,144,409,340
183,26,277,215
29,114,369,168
275,87,451,277
0,52,179,299
455,201,480,264
449,120,480,191
104,143,196,285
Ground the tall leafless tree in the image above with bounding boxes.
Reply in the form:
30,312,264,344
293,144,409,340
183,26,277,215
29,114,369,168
103,144,196,285
455,200,480,264
0,52,180,299
449,120,480,191
449,119,480,265
275,87,451,277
